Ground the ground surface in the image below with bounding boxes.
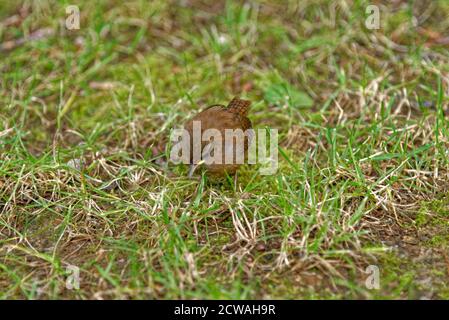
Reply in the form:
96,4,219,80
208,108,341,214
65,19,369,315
0,0,449,299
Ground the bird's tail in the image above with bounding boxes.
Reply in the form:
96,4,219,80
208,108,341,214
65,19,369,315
227,97,251,116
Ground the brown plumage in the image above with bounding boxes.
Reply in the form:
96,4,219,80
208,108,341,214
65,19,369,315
184,97,252,176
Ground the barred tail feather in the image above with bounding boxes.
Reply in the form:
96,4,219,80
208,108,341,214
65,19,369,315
227,97,251,116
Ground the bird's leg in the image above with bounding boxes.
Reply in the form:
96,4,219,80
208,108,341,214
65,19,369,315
188,162,204,178
188,164,197,178
188,143,214,178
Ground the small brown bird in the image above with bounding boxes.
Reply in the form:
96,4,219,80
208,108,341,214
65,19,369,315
184,97,252,176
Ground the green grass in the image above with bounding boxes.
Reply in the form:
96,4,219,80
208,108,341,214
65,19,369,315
1,0,449,299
